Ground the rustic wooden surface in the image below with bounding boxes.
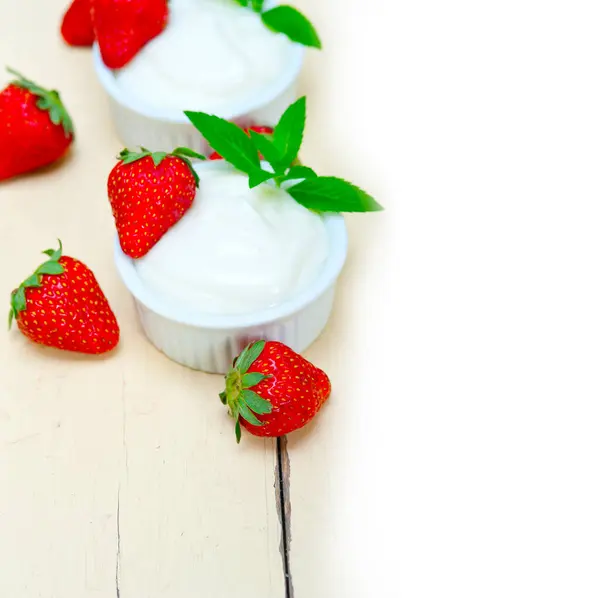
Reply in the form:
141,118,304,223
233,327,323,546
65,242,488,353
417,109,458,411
0,2,292,596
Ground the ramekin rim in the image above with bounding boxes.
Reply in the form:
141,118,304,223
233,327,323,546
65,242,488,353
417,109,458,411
92,41,305,124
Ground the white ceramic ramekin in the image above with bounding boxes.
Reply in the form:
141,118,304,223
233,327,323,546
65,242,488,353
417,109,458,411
92,42,305,153
113,168,348,375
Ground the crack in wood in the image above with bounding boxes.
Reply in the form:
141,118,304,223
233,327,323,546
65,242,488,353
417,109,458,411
116,488,121,598
276,436,294,598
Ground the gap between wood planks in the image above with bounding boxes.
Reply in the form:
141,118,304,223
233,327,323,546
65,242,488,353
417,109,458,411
113,438,293,598
276,436,294,598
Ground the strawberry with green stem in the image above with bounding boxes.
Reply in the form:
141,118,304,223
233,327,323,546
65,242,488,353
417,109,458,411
9,241,120,355
221,340,331,443
108,146,205,258
0,68,74,182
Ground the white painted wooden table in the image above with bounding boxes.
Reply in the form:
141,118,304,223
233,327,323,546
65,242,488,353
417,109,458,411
0,1,386,595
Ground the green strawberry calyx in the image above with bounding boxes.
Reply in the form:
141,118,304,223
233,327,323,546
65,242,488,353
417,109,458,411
118,146,207,188
8,241,65,331
220,340,273,443
7,68,74,138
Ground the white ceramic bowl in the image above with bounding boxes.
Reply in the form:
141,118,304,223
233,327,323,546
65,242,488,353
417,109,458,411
113,171,348,375
92,42,305,153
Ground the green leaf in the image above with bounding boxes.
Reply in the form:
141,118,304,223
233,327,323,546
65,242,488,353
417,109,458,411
286,176,383,213
36,261,65,276
120,149,151,165
219,391,227,405
235,340,266,374
251,0,264,10
272,96,306,167
232,0,248,5
238,402,264,426
42,240,63,262
248,169,276,189
172,147,206,160
22,274,41,288
13,287,26,313
261,6,322,49
242,372,269,388
248,131,287,173
8,309,14,331
242,390,273,415
235,420,242,444
151,152,168,167
184,111,260,176
284,165,317,181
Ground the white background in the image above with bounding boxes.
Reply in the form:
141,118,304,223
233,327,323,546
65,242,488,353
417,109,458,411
316,0,600,595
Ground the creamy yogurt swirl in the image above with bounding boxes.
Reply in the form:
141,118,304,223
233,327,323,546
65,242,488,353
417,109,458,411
135,163,329,315
115,0,296,113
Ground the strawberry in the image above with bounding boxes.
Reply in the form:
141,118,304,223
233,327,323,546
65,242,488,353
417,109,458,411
9,241,120,355
61,0,95,47
209,126,274,160
108,147,205,259
91,0,169,69
0,69,74,182
220,340,331,443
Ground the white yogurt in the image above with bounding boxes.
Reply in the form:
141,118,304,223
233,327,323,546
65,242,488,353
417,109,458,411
135,164,329,315
115,0,295,113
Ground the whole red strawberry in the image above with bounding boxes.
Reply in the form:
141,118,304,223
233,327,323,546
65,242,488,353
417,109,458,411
91,0,169,69
61,0,95,47
9,241,120,355
108,147,205,259
0,68,74,182
220,340,331,442
209,126,274,160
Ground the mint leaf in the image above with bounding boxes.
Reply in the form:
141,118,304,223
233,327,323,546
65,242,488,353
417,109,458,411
286,176,383,213
249,169,276,189
248,131,287,173
261,6,322,49
284,165,317,181
273,96,306,167
184,111,260,176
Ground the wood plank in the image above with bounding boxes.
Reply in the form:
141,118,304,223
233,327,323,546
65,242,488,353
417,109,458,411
0,2,284,596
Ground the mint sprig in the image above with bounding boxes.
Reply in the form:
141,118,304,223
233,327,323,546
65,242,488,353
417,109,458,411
231,1,321,49
184,96,383,213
